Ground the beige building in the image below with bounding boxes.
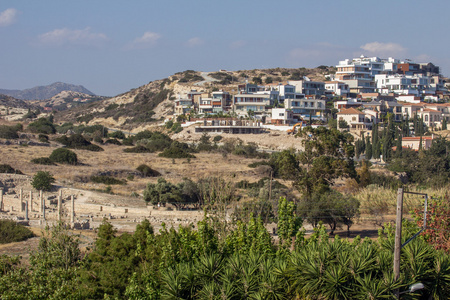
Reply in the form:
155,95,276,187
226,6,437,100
402,136,435,151
337,107,368,130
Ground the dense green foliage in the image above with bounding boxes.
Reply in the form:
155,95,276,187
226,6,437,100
0,217,448,299
0,220,34,244
90,175,126,185
388,136,450,187
55,133,104,151
143,177,199,209
31,171,55,191
49,148,78,165
0,124,21,139
27,117,56,134
31,157,55,165
158,141,196,159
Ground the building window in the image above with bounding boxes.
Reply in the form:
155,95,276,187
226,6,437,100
425,115,429,122
352,117,356,121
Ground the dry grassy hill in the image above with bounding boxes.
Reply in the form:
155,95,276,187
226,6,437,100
54,67,335,131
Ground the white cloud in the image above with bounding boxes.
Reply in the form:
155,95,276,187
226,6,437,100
230,40,246,49
360,42,406,57
38,27,108,46
0,8,18,27
185,37,204,48
126,31,161,49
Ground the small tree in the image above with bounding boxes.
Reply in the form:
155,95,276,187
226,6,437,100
49,148,78,165
31,171,55,191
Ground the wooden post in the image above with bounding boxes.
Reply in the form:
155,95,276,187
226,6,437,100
0,189,3,211
394,188,403,298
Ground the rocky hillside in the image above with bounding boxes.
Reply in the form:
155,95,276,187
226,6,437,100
0,94,37,121
54,67,334,131
34,91,106,111
0,82,95,100
0,94,32,109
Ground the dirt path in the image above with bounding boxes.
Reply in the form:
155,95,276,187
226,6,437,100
194,72,220,86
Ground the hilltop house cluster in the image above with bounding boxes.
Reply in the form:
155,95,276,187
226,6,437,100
174,55,450,130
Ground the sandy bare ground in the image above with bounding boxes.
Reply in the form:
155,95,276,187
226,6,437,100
173,125,306,151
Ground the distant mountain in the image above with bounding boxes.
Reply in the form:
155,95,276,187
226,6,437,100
0,82,95,100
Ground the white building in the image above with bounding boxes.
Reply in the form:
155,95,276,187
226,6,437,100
325,81,350,97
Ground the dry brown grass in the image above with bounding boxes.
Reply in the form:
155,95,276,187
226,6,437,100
0,142,266,197
355,185,449,216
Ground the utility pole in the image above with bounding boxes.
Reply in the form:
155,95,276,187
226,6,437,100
394,188,403,298
393,189,428,298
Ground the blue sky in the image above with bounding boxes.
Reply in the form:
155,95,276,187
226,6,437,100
1,0,449,96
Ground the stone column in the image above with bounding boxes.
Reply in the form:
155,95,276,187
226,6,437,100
29,191,32,212
42,197,46,220
25,201,28,221
19,188,23,212
70,195,75,223
58,194,62,222
0,189,3,212
39,191,43,213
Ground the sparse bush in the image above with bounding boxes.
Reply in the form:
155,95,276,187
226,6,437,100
213,135,223,142
90,175,126,185
49,148,78,165
31,157,55,165
31,171,55,191
123,145,152,153
0,220,34,244
136,164,161,177
0,164,23,174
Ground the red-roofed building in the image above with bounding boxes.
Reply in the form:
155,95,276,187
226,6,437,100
402,136,435,151
337,107,371,130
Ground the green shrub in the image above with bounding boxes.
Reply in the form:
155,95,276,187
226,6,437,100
31,157,55,165
105,139,122,145
38,134,49,143
136,164,161,177
31,171,55,191
213,135,223,142
0,125,19,139
0,164,23,174
158,141,195,159
0,220,34,244
49,148,78,165
122,137,134,146
55,134,103,151
123,145,152,153
108,131,126,139
27,118,56,134
90,175,126,185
